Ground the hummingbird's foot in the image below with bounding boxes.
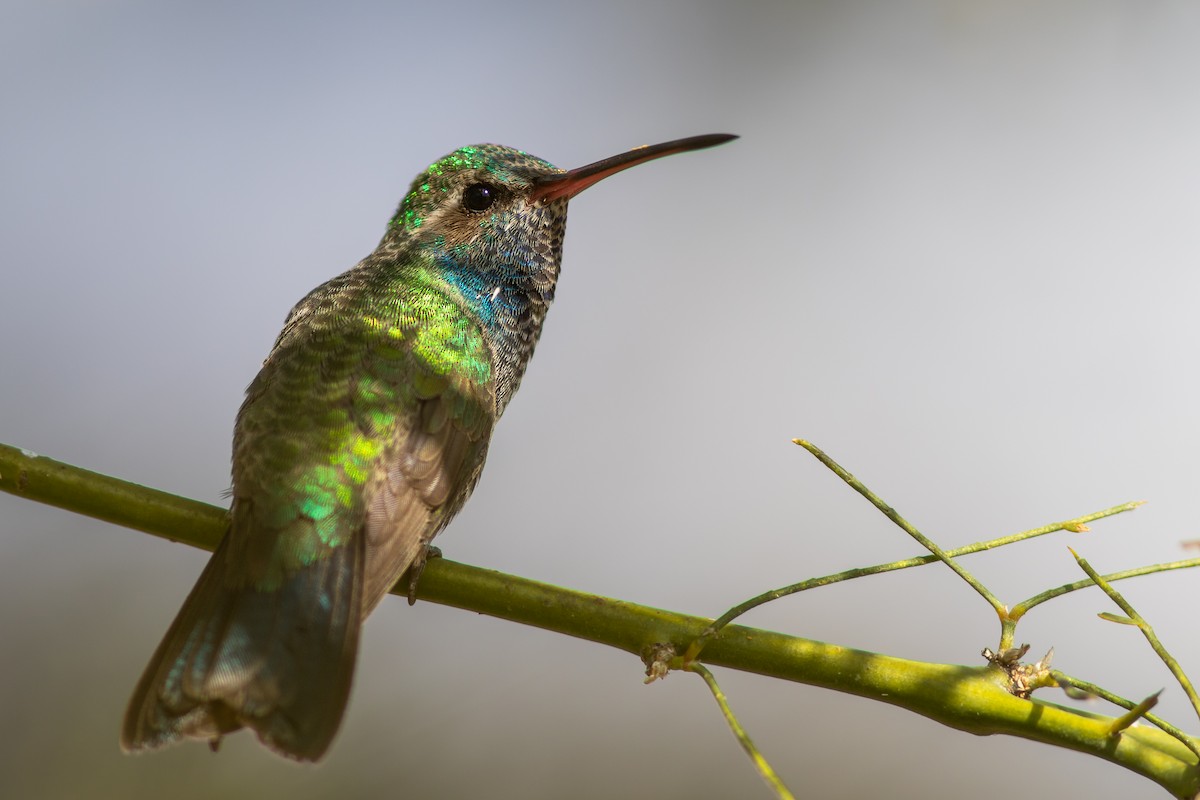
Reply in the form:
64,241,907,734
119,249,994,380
406,545,443,605
208,736,223,754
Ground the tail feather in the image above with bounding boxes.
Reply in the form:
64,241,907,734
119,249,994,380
121,529,366,761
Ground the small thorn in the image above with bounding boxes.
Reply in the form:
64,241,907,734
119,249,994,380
1108,689,1162,736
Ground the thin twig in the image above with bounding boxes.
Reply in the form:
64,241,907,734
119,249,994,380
1012,558,1200,620
796,440,1003,610
686,662,796,800
1071,549,1200,727
685,500,1144,662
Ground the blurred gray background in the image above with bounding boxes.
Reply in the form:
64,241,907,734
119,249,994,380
2,1,1198,798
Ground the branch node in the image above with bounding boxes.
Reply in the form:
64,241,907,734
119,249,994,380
983,645,1055,699
642,642,677,684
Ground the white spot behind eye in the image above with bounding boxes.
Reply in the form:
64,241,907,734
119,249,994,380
490,286,501,301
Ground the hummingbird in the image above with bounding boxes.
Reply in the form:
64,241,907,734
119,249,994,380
120,133,737,761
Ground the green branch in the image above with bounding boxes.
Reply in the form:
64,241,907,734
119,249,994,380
0,443,225,549
2,443,1199,798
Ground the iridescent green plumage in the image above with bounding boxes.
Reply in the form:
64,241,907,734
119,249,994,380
121,134,736,761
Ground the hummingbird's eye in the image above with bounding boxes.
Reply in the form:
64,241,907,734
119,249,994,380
462,183,499,213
